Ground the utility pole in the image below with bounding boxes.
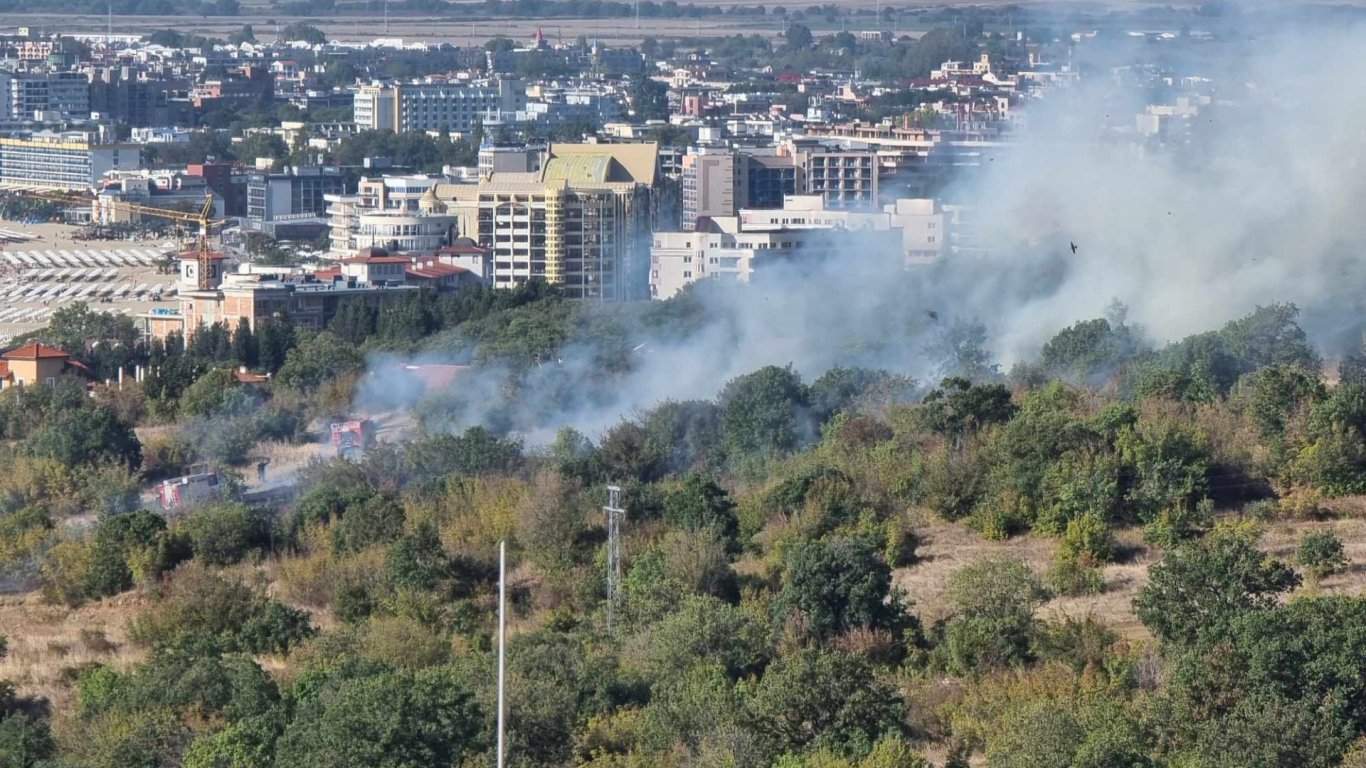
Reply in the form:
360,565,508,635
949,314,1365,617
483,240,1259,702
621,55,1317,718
604,485,625,634
496,540,507,768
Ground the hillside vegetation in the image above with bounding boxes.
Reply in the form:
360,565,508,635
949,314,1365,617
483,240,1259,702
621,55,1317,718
4,287,1366,767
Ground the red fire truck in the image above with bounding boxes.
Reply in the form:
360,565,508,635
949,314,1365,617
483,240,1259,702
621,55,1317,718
157,471,221,510
330,419,376,461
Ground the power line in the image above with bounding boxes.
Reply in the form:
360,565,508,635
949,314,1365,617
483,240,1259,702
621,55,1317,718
604,484,625,634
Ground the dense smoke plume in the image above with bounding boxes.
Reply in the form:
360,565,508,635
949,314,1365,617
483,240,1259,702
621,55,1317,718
357,21,1366,439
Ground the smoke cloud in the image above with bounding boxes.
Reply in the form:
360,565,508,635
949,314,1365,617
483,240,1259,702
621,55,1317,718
356,17,1366,441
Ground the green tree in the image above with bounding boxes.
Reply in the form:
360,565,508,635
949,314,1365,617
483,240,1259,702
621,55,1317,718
749,648,905,758
662,473,738,548
279,22,326,45
274,665,483,768
235,134,288,164
1296,529,1348,580
936,558,1047,674
1039,316,1142,382
784,22,813,50
127,564,313,654
86,509,169,598
641,594,768,681
275,331,362,390
1134,523,1299,646
772,536,912,642
179,367,250,419
177,502,273,567
329,301,378,346
387,520,449,591
232,317,258,369
630,77,670,121
331,493,405,554
918,377,1015,446
808,367,913,422
719,365,811,462
25,406,142,470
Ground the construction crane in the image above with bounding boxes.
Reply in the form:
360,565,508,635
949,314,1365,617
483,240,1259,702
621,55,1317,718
5,188,223,290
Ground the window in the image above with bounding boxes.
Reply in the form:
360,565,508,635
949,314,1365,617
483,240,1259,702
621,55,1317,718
683,271,692,278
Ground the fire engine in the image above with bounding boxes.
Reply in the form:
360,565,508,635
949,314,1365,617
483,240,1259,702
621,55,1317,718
330,419,376,461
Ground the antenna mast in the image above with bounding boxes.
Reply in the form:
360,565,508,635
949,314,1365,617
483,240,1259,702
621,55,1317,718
496,540,507,768
604,485,625,634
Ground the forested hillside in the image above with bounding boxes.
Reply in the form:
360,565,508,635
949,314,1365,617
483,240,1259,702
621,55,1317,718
4,285,1366,767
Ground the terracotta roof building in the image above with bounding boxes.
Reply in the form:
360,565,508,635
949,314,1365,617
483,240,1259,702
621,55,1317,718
0,342,73,388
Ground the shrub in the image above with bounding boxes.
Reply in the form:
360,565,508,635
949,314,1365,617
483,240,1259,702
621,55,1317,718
330,494,405,555
1045,553,1105,597
128,563,314,654
936,558,1047,674
1141,498,1212,549
1297,530,1348,580
1278,487,1326,519
176,503,274,566
1060,512,1115,563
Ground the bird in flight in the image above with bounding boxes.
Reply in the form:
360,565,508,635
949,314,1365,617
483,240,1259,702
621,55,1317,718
1070,241,1078,254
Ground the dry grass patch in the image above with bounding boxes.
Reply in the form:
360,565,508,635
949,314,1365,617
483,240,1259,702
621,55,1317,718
0,592,147,709
896,518,1158,641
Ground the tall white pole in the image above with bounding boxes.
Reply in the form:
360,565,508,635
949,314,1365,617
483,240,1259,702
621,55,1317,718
496,540,506,768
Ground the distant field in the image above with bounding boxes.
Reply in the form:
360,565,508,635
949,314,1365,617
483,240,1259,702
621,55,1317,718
0,0,1075,44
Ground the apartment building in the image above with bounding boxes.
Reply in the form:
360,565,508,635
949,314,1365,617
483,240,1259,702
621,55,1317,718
434,143,660,301
738,195,947,264
325,177,447,255
353,210,457,254
0,71,90,120
741,152,799,210
90,67,182,127
780,139,878,210
353,79,525,135
246,166,346,223
680,148,736,231
650,214,903,299
0,131,140,191
651,218,810,298
680,148,804,230
191,66,274,110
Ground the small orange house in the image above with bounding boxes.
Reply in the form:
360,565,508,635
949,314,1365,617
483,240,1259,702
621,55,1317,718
0,343,71,389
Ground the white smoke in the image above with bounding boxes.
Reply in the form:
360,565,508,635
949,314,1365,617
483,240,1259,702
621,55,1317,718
356,20,1366,440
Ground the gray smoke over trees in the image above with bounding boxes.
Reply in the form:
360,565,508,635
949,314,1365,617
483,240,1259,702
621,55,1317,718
355,24,1366,441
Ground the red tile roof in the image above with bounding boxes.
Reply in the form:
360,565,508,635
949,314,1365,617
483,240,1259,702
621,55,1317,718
3,342,69,360
406,262,468,279
339,255,411,264
234,370,270,384
0,361,9,379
